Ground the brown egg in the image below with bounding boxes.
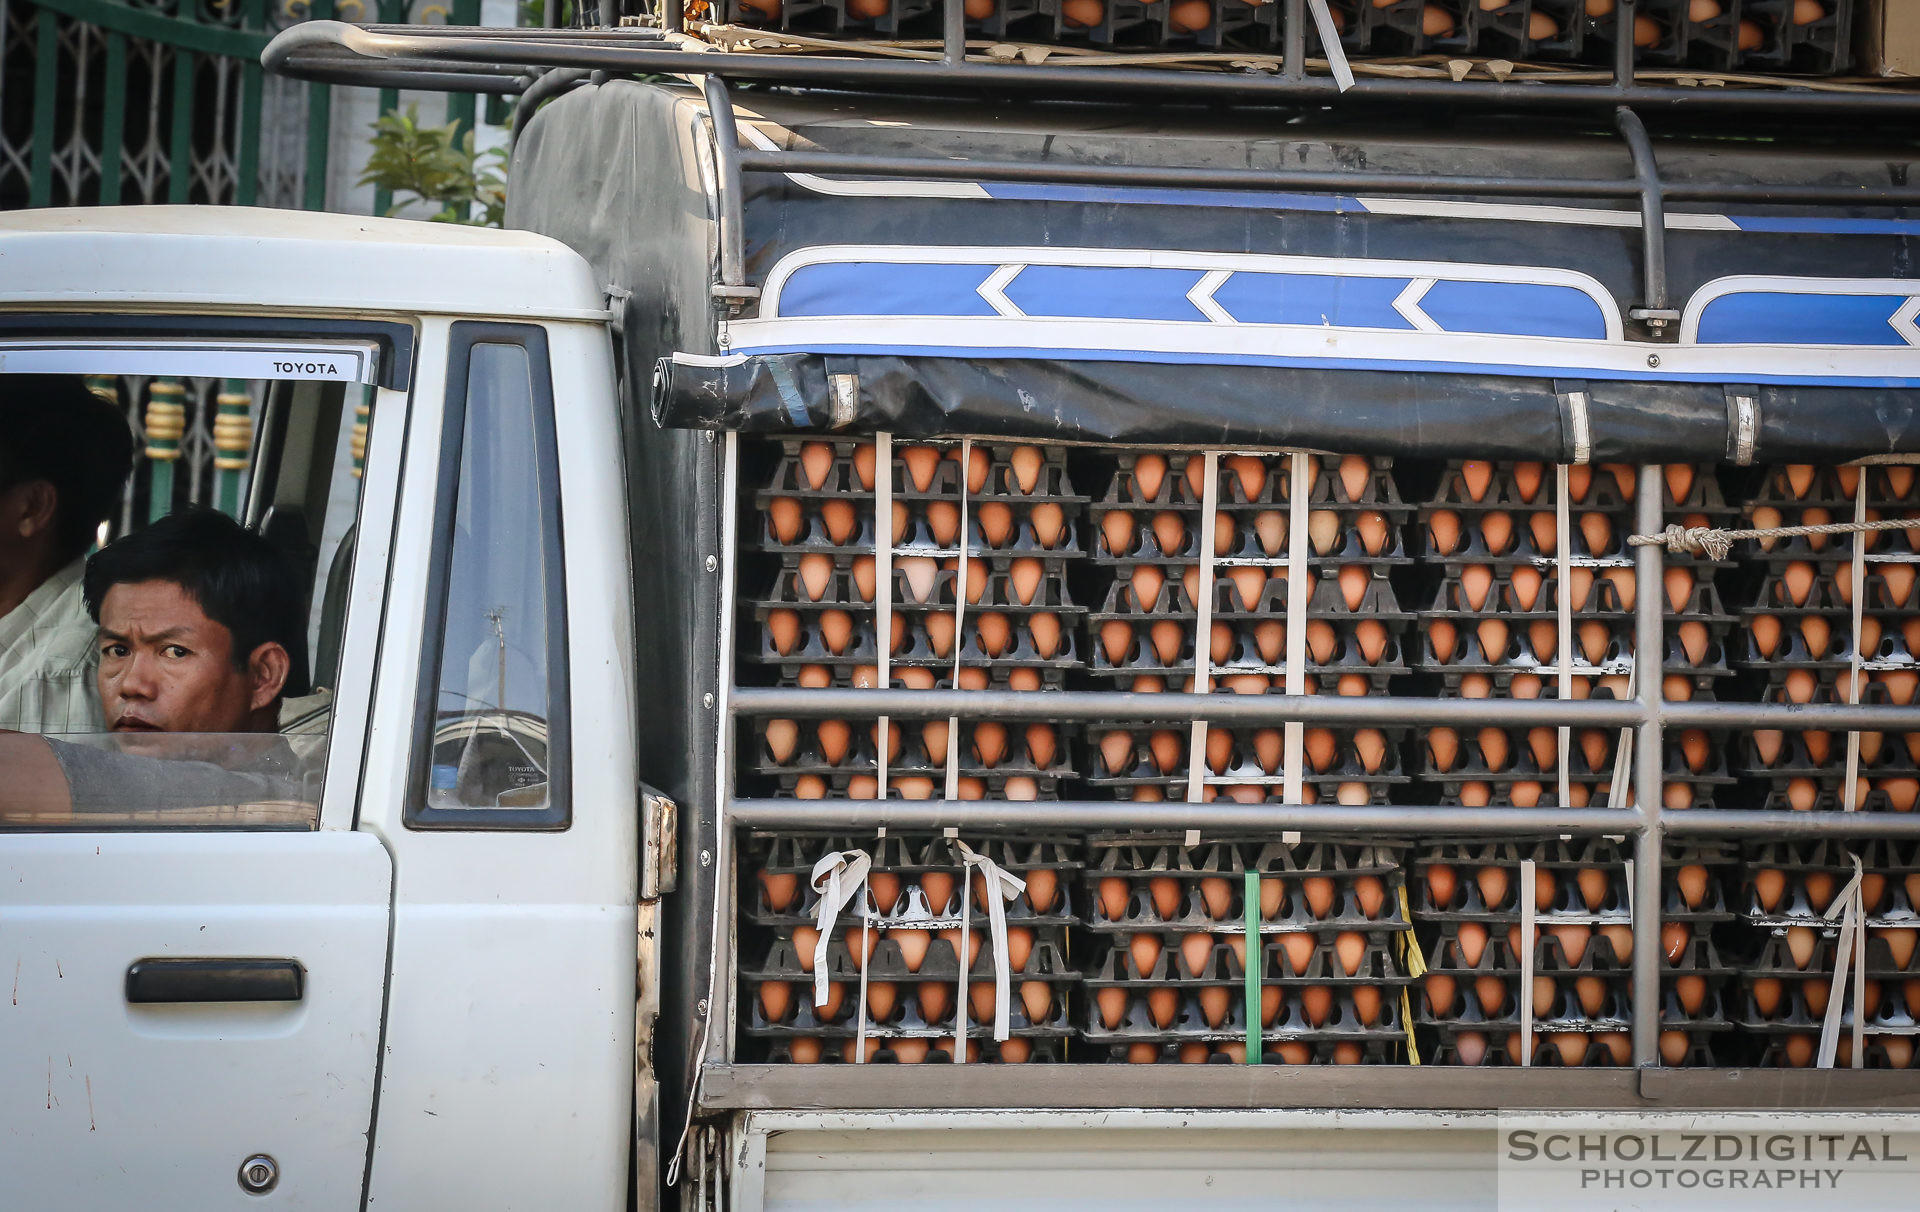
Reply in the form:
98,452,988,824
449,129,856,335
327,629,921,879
1460,461,1493,502
1522,619,1554,661
1350,730,1386,777
1346,514,1387,560
1335,932,1367,977
1786,926,1818,970
1512,462,1543,503
1339,565,1369,611
1309,510,1341,555
1783,561,1816,606
1675,620,1709,667
1095,985,1131,1029
1349,985,1381,1028
1461,564,1494,611
1429,619,1458,664
1453,1031,1488,1066
1004,557,1044,607
1253,510,1286,555
1457,922,1489,967
1139,986,1177,1029
972,612,1010,658
1602,568,1635,611
1429,510,1463,554
1663,567,1693,612
1477,618,1510,663
1751,505,1783,551
1304,728,1338,773
1478,727,1511,772
1007,445,1044,495
1210,511,1236,557
1099,510,1134,557
766,609,802,656
1172,932,1216,981
1475,866,1510,910
1803,506,1833,552
1576,620,1608,667
1224,454,1266,501
798,552,835,602
863,980,899,1021
977,502,1014,549
1578,511,1611,557
1098,620,1134,667
1883,777,1920,812
1229,566,1267,611
1150,511,1186,558
1125,933,1165,980
1427,728,1460,772
1545,1032,1584,1067
922,611,955,658
1427,863,1458,909
1481,511,1514,555
1146,620,1182,667
758,979,794,1023
1336,454,1370,503
1249,727,1283,774
1566,566,1594,611
864,874,902,916
1029,503,1065,549
1295,984,1331,1028
1673,864,1710,910
1528,510,1556,555
892,445,936,493
1550,923,1591,967
798,442,835,490
1750,614,1784,658
1598,925,1631,966
1305,620,1337,665
1027,612,1060,659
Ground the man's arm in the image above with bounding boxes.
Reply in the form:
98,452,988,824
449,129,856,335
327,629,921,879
0,732,74,825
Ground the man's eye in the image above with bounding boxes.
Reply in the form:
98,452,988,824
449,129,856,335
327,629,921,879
165,645,191,659
102,643,127,658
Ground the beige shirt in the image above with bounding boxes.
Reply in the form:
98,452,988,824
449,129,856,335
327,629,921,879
0,557,103,734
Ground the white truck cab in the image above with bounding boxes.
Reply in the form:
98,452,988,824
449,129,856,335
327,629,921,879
0,206,647,1211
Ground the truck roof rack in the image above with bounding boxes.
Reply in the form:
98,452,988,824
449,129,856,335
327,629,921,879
263,11,1920,116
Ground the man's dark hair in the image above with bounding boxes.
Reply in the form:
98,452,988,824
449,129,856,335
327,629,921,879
83,508,309,696
0,374,135,564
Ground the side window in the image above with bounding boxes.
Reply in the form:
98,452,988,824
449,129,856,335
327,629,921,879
407,324,570,830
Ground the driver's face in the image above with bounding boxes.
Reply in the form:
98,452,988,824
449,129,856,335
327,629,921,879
97,580,256,735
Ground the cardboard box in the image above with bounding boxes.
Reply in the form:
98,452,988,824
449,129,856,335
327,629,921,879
1858,0,1920,77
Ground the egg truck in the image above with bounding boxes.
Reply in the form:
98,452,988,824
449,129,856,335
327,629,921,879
9,1,1920,1208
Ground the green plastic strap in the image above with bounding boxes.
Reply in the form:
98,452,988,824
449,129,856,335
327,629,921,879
1243,868,1261,1065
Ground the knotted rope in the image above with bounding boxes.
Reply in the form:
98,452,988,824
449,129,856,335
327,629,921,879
1630,517,1920,561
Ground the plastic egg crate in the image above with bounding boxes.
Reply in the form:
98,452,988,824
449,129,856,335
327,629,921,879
1082,839,1409,931
1327,0,1852,73
1081,929,1411,1051
760,1034,1064,1065
1083,723,1410,806
754,717,1075,785
743,833,1083,928
739,921,1079,1042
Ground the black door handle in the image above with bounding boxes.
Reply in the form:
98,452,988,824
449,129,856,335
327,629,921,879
126,958,306,1003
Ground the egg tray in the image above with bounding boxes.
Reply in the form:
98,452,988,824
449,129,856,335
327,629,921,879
757,437,1089,504
1083,982,1408,1045
741,983,1076,1039
1094,520,1412,567
1417,728,1631,784
1209,623,1413,678
754,556,1086,614
1085,930,1414,987
1412,865,1652,925
758,1035,1066,1064
1426,1027,1716,1068
1419,461,1639,513
1419,568,1640,620
1090,837,1404,876
1729,623,1887,670
1086,729,1410,787
1739,889,1920,934
1731,980,1920,1033
1750,1034,1919,1070
1743,837,1920,878
745,869,1080,930
1748,775,1908,815
1734,731,1920,779
1421,925,1646,980
1424,781,1619,810
754,717,1077,778
1097,452,1409,513
757,611,1084,671
1659,466,1741,517
1416,515,1637,567
1087,564,1415,624
1096,1038,1403,1064
765,765,1069,805
1416,976,1637,1033
1086,641,1405,690
1733,524,1920,566
1747,463,1874,509
741,923,1080,985
1082,880,1410,937
1743,568,1920,617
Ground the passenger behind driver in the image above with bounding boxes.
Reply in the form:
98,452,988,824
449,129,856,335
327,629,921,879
0,509,309,824
0,374,135,732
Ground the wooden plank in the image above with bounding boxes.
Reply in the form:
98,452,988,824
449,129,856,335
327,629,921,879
699,1063,1920,1114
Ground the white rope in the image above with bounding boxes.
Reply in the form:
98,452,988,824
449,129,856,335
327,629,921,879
944,438,970,802
808,849,874,1060
953,839,1027,1045
1186,452,1219,804
1844,475,1867,812
1283,452,1309,806
1305,0,1355,90
1816,855,1866,1070
1556,464,1572,809
1519,858,1536,1065
1631,515,1920,560
875,433,893,800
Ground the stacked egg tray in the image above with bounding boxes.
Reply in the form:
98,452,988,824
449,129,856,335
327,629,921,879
1413,462,1634,809
1731,464,1920,813
1085,452,1414,805
1079,839,1412,1063
740,833,1083,1063
754,717,1074,802
1411,839,1730,1067
1729,839,1920,1069
711,0,1852,70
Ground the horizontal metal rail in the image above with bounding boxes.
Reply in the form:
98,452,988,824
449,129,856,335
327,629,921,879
728,797,1645,834
730,685,1920,733
263,23,1920,116
732,147,1920,209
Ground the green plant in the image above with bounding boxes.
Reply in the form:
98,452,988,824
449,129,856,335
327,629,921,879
358,105,507,227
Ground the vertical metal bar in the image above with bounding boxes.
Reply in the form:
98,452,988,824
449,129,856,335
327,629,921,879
213,380,253,518
29,5,57,207
236,0,266,206
1630,464,1665,1067
702,74,746,293
942,0,966,65
98,29,126,206
664,0,684,34
1615,107,1669,319
447,0,482,141
1613,0,1636,90
168,48,195,205
143,379,187,523
303,0,335,211
1283,0,1305,79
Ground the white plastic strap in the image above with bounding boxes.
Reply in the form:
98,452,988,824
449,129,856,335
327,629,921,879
875,432,893,799
1817,855,1866,1069
808,849,873,1061
953,839,1027,1047
1519,859,1537,1065
1187,452,1220,804
1283,452,1310,806
1306,0,1355,91
1556,464,1573,809
944,438,971,802
1607,666,1635,811
1845,473,1867,812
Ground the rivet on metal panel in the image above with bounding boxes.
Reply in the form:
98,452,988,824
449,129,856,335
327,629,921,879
704,693,716,709
1647,355,1661,368
706,555,718,572
700,849,712,867
696,998,709,1017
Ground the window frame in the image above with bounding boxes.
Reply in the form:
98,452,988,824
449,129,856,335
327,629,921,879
404,322,572,832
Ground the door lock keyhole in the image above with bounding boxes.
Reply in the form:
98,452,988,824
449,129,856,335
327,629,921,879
238,1154,279,1195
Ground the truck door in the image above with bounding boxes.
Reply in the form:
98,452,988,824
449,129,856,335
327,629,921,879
0,333,407,1209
